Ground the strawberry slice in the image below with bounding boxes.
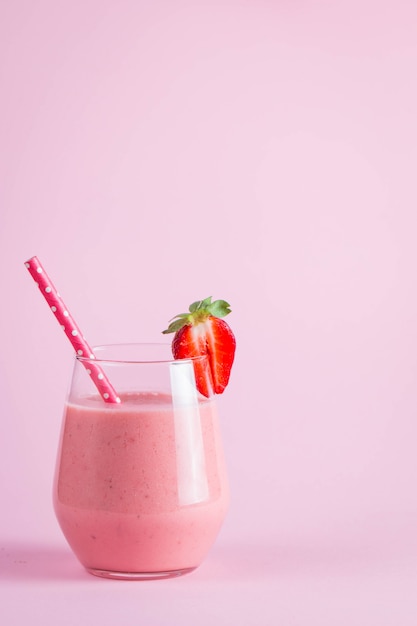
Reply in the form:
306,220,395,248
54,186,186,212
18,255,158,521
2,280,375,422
162,297,236,396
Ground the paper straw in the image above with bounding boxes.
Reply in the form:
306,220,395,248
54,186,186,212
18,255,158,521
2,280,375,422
24,256,120,404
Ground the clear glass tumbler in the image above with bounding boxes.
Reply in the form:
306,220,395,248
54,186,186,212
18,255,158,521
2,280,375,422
53,343,229,580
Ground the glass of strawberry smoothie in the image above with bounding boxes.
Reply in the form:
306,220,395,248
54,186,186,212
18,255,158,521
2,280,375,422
53,343,229,580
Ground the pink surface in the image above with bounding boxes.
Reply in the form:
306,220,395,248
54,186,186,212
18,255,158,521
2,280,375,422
1,0,417,623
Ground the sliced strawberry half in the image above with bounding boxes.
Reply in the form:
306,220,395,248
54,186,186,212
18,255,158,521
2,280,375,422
162,297,236,396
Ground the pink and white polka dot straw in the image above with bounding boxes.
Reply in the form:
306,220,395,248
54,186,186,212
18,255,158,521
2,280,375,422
25,256,121,404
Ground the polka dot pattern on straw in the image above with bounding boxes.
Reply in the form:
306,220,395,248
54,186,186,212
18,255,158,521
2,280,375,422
24,256,120,404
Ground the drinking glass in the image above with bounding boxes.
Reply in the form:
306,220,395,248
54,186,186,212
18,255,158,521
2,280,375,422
53,343,229,580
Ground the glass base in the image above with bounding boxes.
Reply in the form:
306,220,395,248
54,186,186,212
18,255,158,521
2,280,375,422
86,566,197,581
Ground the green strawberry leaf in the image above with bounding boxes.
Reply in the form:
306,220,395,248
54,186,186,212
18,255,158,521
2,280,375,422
201,296,213,308
189,300,202,313
207,299,231,318
162,317,190,334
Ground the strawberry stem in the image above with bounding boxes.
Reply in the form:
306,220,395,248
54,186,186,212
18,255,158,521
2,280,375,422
162,297,232,334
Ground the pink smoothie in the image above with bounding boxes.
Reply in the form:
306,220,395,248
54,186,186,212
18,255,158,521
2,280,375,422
53,392,229,576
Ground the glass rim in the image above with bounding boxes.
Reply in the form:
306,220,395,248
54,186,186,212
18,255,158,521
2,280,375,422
76,342,208,366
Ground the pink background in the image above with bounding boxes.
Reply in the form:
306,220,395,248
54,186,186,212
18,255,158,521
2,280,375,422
1,0,417,623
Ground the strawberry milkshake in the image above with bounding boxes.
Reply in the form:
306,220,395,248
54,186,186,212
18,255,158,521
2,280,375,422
54,364,229,579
